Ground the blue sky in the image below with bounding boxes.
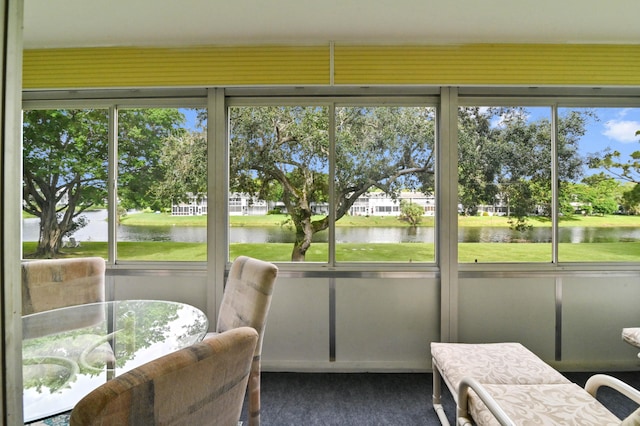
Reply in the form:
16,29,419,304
181,108,200,129
561,107,640,180
578,107,640,155
490,106,640,157
491,106,640,180
182,105,640,182
183,105,640,159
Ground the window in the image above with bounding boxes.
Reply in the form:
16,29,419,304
557,107,640,262
457,106,552,263
229,105,330,262
228,102,436,263
23,108,110,259
23,91,640,266
22,105,206,262
117,107,206,261
334,105,436,263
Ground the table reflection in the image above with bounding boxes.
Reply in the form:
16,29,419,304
22,300,208,422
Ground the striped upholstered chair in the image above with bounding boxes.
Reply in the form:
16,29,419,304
21,257,106,315
21,257,115,377
623,327,640,358
213,255,278,426
69,327,258,426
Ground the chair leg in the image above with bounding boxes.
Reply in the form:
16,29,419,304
248,356,260,426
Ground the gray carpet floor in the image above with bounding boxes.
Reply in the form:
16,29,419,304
240,371,640,425
26,370,640,425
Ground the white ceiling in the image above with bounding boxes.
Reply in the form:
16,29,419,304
23,0,640,49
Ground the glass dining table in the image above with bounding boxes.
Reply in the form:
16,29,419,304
22,300,209,422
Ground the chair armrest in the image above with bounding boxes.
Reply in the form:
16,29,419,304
457,377,516,426
584,374,640,405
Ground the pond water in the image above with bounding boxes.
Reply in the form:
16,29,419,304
21,210,640,244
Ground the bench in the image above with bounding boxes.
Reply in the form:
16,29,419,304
431,342,640,425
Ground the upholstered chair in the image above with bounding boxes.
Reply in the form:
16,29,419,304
622,327,640,358
213,255,278,426
69,327,258,426
21,257,106,315
21,257,114,375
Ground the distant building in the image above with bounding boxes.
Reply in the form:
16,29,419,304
172,191,436,217
172,194,208,216
228,193,269,216
349,191,436,216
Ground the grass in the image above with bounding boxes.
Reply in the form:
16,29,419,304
24,213,640,262
459,214,640,228
120,212,640,228
23,241,208,261
23,241,640,263
122,212,428,228
120,212,207,227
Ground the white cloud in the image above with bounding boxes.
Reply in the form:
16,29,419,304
602,119,640,143
618,108,631,118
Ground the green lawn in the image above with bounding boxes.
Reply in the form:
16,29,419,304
122,212,428,227
23,241,640,263
120,212,640,228
459,214,640,228
24,213,640,261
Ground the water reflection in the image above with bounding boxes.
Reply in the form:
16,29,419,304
21,210,640,244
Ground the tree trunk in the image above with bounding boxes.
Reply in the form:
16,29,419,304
291,220,314,261
36,210,64,258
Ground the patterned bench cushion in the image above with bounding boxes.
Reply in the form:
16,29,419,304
623,328,640,348
431,342,570,392
468,383,620,426
621,407,640,426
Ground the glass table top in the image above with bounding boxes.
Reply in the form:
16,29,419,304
22,300,209,422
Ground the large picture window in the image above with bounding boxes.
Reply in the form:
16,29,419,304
22,92,640,266
116,107,206,261
23,108,110,259
228,102,436,263
334,105,436,263
457,106,553,263
22,106,206,262
557,107,640,262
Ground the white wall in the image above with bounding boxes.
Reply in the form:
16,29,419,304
108,269,640,372
562,276,640,370
262,278,331,369
458,277,557,359
111,271,208,316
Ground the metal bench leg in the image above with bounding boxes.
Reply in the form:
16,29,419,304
432,359,451,426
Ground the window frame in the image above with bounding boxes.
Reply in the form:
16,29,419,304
22,95,207,266
458,93,640,268
21,87,640,272
225,95,440,268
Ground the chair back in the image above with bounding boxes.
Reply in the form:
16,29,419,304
216,255,278,355
216,255,278,426
69,327,258,426
21,257,106,315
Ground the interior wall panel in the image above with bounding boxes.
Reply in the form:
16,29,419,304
562,276,640,370
110,273,208,315
458,277,557,362
261,278,331,371
107,271,640,372
335,278,439,371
